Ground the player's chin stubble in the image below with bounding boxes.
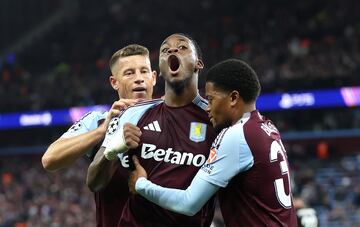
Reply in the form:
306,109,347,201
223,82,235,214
167,76,192,95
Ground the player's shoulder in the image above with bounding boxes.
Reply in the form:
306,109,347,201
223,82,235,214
78,110,108,123
214,111,259,147
192,95,208,110
212,124,242,150
115,98,163,123
124,98,163,113
246,111,281,140
135,98,164,107
62,110,108,137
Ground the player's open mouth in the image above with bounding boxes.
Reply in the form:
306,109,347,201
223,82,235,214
168,55,180,75
133,87,146,93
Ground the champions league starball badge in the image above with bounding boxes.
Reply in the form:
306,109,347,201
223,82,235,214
68,122,82,133
107,117,120,135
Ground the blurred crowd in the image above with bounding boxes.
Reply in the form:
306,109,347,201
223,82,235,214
0,155,94,227
291,153,360,226
0,0,359,113
268,107,360,132
1,0,360,226
1,151,359,227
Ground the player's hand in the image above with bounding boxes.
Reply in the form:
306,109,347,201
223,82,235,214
123,123,142,149
100,99,138,134
103,116,141,161
129,155,148,194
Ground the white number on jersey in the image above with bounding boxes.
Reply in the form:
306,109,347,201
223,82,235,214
269,140,292,208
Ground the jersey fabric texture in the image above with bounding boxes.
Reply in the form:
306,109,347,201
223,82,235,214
135,110,297,227
102,96,216,227
198,110,297,227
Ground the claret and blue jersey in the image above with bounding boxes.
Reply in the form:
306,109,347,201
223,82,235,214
136,110,297,227
102,95,217,227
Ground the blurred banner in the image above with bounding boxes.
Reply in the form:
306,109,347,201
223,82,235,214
0,105,109,130
257,86,360,111
0,86,359,130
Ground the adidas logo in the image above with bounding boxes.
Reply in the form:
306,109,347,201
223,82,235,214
143,120,161,132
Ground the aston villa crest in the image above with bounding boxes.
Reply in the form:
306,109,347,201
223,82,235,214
189,122,207,142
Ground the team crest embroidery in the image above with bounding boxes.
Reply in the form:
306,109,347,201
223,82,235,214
189,122,207,142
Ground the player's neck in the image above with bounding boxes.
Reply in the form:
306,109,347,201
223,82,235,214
232,103,256,125
164,83,198,107
243,103,256,113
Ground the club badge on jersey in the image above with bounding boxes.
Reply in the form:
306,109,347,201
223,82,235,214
189,122,207,142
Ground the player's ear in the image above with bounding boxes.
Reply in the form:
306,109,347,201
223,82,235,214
195,59,204,72
229,90,241,107
109,75,119,90
151,71,157,86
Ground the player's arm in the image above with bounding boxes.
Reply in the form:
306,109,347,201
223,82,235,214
130,156,219,216
86,123,142,192
86,146,119,192
41,100,136,172
130,126,254,216
42,127,108,172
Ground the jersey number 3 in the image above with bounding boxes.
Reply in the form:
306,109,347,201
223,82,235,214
270,140,292,208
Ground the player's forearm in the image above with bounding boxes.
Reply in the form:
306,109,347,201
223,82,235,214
86,147,118,192
42,127,106,172
136,175,219,216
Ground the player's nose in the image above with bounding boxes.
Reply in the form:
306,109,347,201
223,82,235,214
167,47,178,54
134,72,145,84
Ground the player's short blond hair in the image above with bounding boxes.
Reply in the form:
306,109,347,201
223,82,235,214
109,44,150,75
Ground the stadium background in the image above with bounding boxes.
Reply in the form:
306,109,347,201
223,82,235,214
0,0,359,226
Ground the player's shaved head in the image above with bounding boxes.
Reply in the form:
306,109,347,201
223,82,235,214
109,44,150,75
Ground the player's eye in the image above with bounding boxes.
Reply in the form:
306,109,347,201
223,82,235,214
179,45,187,50
124,71,133,76
161,48,169,53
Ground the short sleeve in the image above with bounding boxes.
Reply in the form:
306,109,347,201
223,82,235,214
101,100,163,148
61,111,107,138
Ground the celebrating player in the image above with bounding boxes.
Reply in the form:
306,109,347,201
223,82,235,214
87,33,216,226
42,44,156,227
129,59,298,226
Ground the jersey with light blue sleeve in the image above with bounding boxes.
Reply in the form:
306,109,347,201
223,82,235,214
119,95,216,226
137,111,297,226
136,175,218,216
59,111,108,160
197,116,254,187
135,114,254,216
101,99,163,149
61,111,108,139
